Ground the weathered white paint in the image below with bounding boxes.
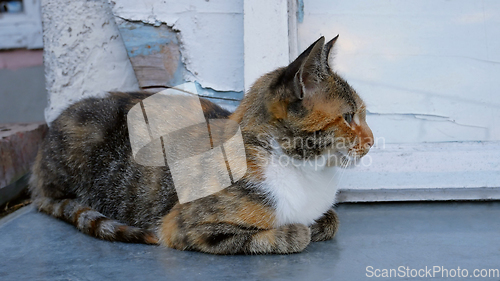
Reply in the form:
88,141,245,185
109,0,244,93
335,141,500,201
0,0,43,49
297,0,500,143
243,0,290,91
287,0,299,62
42,0,139,124
337,187,500,203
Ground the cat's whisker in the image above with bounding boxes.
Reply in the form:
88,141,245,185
326,151,350,187
336,151,353,188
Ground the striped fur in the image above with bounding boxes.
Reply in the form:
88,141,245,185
34,197,158,244
30,36,373,254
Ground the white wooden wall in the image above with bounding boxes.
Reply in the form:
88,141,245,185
241,0,500,201
298,0,500,144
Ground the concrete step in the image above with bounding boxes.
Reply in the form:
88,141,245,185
0,122,47,205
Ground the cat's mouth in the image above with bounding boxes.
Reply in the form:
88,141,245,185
326,150,362,168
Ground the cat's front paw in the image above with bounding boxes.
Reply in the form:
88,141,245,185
247,223,311,254
310,209,339,242
283,223,311,253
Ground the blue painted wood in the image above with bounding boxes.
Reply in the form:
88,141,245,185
117,21,243,111
117,21,185,88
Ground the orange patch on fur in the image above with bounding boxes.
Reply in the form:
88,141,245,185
300,110,335,132
350,122,373,156
244,159,264,182
319,116,344,132
268,99,289,120
144,234,160,245
243,146,267,182
236,201,276,229
300,98,344,132
72,206,91,223
252,229,277,246
159,206,182,248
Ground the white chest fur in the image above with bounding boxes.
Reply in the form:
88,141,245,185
261,155,340,227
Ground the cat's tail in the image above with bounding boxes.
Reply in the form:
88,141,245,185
33,197,159,244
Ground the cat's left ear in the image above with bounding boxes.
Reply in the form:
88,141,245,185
322,35,339,72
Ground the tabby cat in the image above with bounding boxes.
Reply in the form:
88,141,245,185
30,36,373,254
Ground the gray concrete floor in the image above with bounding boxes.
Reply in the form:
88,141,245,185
1,202,499,281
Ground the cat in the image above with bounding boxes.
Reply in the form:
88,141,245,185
30,36,373,254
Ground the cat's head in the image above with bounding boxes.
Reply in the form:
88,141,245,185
234,36,373,167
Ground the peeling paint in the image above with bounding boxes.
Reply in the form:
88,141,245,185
115,18,243,112
110,0,244,93
194,82,243,112
117,20,179,58
117,20,185,88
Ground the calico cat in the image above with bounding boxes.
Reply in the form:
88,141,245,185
30,36,373,254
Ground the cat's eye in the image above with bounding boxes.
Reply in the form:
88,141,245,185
343,113,354,124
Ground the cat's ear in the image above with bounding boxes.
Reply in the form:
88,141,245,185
296,36,326,99
282,36,325,100
323,35,339,71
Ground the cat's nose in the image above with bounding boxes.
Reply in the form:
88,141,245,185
365,137,374,148
364,127,374,149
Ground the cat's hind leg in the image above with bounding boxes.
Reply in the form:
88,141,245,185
159,203,311,254
33,197,158,244
161,219,310,255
